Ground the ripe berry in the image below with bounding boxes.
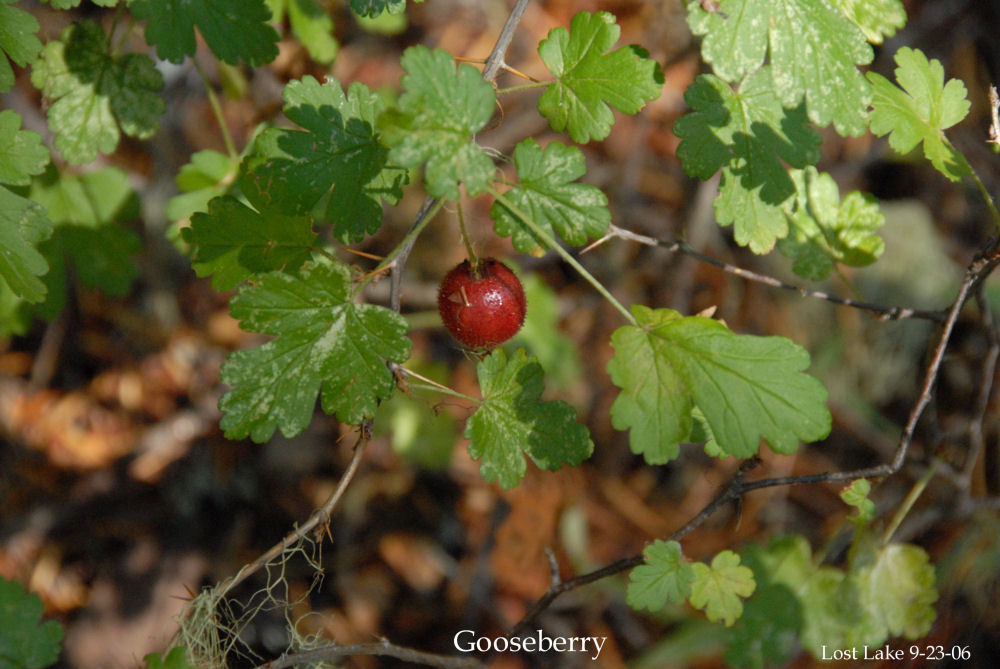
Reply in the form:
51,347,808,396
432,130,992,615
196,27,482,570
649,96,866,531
438,258,526,349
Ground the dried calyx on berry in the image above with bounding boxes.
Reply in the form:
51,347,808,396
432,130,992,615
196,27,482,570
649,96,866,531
437,258,526,349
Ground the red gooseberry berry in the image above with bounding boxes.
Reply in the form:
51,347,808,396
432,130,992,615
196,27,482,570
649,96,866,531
437,258,527,349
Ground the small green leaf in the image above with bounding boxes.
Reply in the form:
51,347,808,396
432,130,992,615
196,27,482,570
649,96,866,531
689,550,756,626
166,149,239,223
378,46,495,200
351,0,405,18
686,0,873,136
0,186,52,303
465,348,593,489
182,195,316,291
132,0,280,66
777,167,885,280
490,139,609,254
219,259,411,442
0,576,64,669
242,75,405,243
608,306,831,463
840,478,876,524
674,70,821,253
0,110,49,186
31,20,164,164
867,46,972,182
627,540,696,611
537,11,662,143
0,0,43,93
830,0,906,44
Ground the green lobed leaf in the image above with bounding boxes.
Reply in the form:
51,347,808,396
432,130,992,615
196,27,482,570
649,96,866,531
829,0,906,44
166,149,239,223
840,478,876,524
0,0,43,93
867,46,972,182
219,259,411,442
0,186,52,303
29,166,141,307
182,196,316,291
132,0,280,66
0,109,49,186
777,167,885,280
0,576,64,669
537,11,663,143
853,543,937,639
242,75,405,243
490,138,609,254
351,0,405,18
30,20,164,164
686,0,873,136
674,69,821,253
377,46,495,200
465,348,593,489
689,550,756,626
608,306,831,463
627,540,696,612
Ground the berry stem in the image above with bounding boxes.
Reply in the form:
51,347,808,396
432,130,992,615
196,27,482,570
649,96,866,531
456,202,480,277
487,186,637,325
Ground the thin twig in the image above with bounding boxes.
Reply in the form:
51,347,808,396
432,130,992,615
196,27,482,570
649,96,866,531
214,424,372,600
962,286,999,487
594,223,949,322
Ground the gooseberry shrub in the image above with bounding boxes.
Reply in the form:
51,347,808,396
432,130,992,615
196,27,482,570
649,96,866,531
1,0,997,666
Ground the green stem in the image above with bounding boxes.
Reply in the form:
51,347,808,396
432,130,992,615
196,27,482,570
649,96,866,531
496,82,550,95
880,459,940,546
486,186,636,325
456,202,479,273
193,58,239,160
355,198,445,295
834,265,862,300
406,381,478,403
966,162,1000,230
